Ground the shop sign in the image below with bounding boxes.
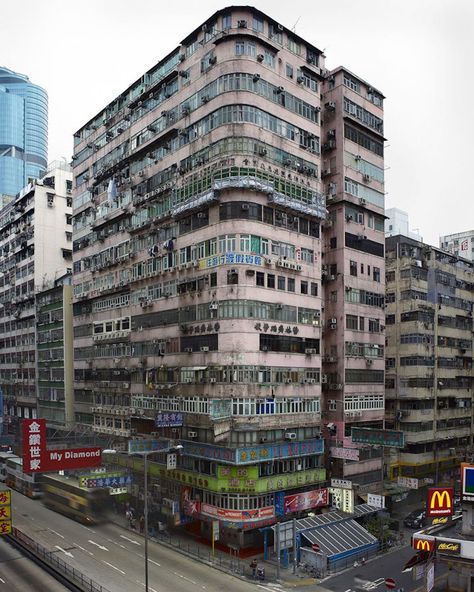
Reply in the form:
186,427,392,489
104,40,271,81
331,447,360,461
331,478,352,489
201,504,274,521
79,474,132,489
351,427,404,448
274,491,285,517
427,487,453,517
0,489,12,535
329,487,354,514
217,466,258,479
367,493,385,509
413,538,434,552
436,540,460,555
155,412,183,428
397,476,419,490
284,488,328,514
206,252,263,269
460,463,474,503
128,439,171,454
23,419,101,473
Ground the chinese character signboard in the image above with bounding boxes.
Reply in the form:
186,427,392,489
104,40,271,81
22,419,102,473
284,488,328,514
368,493,385,509
0,489,12,535
460,463,474,503
330,447,360,461
155,413,183,428
427,487,453,517
351,427,405,448
79,473,132,489
329,487,355,514
397,476,419,490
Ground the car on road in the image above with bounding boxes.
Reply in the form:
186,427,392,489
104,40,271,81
403,509,426,528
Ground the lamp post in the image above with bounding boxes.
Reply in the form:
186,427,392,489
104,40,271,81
103,444,183,592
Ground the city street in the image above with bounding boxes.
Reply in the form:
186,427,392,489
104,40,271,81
10,491,268,592
0,537,69,591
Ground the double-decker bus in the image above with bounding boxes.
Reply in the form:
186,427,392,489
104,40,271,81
41,474,110,524
5,456,43,498
0,451,18,484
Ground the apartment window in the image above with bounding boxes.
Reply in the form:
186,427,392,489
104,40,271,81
373,267,381,282
66,214,72,225
210,272,217,287
278,276,286,290
287,278,295,292
267,274,275,289
359,316,365,331
287,38,301,55
343,74,360,92
361,263,364,274
66,197,72,207
301,281,308,295
330,290,337,302
368,318,380,333
222,14,232,29
346,314,358,330
350,260,357,277
65,232,72,242
256,272,265,287
227,270,238,285
235,41,256,57
330,237,337,249
310,282,318,296
264,50,275,67
298,70,318,92
253,16,264,32
286,64,294,78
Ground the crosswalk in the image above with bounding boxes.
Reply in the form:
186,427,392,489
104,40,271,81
344,577,386,591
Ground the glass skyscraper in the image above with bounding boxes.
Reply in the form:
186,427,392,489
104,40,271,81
0,66,48,196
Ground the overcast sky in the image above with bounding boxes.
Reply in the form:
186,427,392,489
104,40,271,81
1,0,473,246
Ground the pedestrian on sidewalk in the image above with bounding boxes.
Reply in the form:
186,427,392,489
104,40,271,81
249,558,257,579
139,515,145,534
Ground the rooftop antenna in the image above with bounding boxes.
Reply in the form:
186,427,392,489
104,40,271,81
291,16,301,32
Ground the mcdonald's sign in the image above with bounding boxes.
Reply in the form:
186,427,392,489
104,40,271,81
413,538,434,552
427,487,453,517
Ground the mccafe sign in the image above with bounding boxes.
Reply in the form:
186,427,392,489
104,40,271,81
436,540,460,556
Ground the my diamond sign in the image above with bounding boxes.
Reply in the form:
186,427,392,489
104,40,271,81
351,428,405,448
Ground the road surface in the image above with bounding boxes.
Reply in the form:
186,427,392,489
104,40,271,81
11,491,269,592
0,537,69,591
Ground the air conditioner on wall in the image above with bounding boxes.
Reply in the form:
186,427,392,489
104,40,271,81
285,433,297,440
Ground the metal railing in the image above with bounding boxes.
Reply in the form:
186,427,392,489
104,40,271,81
9,527,112,592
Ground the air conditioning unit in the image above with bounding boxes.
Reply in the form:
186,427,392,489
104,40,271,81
197,212,206,219
200,346,209,352
257,54,264,62
209,303,219,310
209,55,217,65
188,431,198,438
330,318,337,325
184,347,193,353
238,19,247,28
305,348,317,355
285,432,297,440
285,379,292,384
297,76,305,84
366,359,373,366
321,374,328,384
209,378,216,384
241,203,250,210
325,101,336,111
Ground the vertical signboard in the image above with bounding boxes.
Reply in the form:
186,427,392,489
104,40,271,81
0,490,12,535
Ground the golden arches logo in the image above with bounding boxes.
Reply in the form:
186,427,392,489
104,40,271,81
415,539,432,551
430,490,452,510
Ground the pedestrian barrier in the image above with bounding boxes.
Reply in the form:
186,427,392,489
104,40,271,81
7,527,112,592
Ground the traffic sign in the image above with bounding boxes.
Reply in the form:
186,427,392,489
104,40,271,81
312,543,320,552
385,577,396,589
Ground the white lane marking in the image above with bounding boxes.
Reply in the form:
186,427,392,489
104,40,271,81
173,571,197,585
102,560,125,575
0,577,6,584
149,559,161,567
136,581,159,592
118,543,127,549
88,539,109,551
80,525,94,532
49,529,64,538
120,534,141,545
55,545,73,558
75,543,94,556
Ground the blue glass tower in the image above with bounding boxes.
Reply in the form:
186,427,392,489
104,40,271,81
0,66,48,196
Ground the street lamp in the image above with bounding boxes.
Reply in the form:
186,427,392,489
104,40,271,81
103,444,183,592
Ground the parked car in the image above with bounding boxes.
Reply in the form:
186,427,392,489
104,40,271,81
403,509,426,528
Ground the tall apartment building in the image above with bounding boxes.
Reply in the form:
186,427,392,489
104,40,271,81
385,235,474,486
0,162,73,435
72,7,384,542
440,230,474,263
320,69,386,494
0,66,48,196
36,272,74,430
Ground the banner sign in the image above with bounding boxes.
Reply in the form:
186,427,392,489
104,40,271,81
413,538,435,552
329,487,355,514
427,487,453,517
460,463,474,503
274,491,285,517
201,504,275,522
436,540,460,555
183,438,324,465
331,447,360,461
368,493,385,509
128,439,171,454
331,478,352,489
351,427,404,448
0,489,12,535
155,412,183,428
79,474,132,489
22,419,102,473
284,488,328,514
398,476,419,490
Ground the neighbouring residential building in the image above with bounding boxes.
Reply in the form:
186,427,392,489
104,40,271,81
36,272,74,430
0,161,73,435
385,235,474,487
385,207,422,242
0,66,48,196
72,6,385,544
440,230,474,263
